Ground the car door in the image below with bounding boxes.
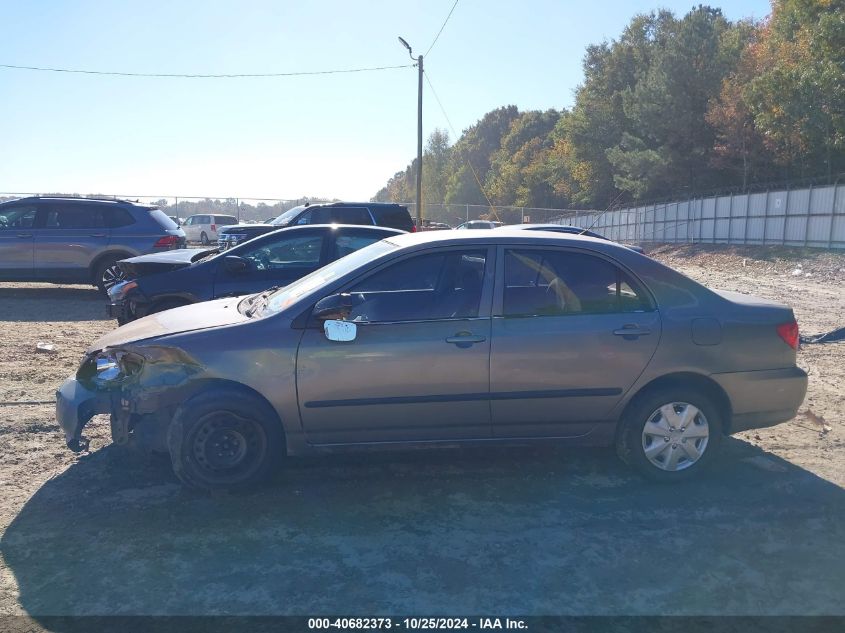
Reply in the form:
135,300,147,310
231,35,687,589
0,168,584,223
296,246,495,445
490,246,660,438
0,203,37,279
213,229,327,298
34,202,109,282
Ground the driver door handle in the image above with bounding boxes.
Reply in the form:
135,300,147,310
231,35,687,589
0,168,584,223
17,233,32,238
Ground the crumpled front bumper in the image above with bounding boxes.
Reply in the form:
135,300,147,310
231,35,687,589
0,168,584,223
56,378,114,452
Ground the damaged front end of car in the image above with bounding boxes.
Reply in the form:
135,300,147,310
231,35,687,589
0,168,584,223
56,345,203,453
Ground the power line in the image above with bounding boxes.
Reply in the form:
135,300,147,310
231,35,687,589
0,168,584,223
423,69,500,221
0,62,414,79
425,0,459,57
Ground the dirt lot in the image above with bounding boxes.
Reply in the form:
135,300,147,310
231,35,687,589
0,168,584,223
0,244,843,619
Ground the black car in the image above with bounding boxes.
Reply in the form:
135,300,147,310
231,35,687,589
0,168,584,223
0,196,185,292
504,224,645,253
217,202,414,250
107,224,404,323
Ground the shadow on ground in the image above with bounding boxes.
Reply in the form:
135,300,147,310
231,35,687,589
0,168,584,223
0,286,107,322
3,439,845,617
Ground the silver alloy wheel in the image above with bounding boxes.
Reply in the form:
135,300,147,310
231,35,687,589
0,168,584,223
101,265,124,291
641,402,710,472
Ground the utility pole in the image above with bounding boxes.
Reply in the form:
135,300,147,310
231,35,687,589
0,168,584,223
399,37,423,228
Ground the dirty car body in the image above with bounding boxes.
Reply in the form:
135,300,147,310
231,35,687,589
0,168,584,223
56,230,807,489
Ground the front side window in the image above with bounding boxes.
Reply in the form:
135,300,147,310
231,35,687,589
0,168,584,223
239,234,324,271
503,249,649,317
346,250,487,323
0,205,36,230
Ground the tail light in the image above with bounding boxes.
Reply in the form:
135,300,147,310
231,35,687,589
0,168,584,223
410,224,417,233
777,320,799,350
211,223,217,232
153,235,180,248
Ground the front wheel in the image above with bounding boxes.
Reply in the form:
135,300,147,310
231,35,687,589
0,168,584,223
617,388,722,482
168,389,284,491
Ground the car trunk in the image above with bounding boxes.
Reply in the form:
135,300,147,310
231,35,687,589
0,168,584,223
713,289,799,369
118,248,216,279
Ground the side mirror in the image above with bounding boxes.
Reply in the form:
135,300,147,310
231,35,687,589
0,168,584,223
312,292,364,321
224,255,250,274
324,319,357,342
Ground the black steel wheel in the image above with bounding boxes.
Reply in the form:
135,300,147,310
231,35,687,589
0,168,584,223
169,389,284,491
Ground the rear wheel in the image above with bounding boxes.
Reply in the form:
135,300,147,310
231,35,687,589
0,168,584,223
94,256,125,294
200,231,209,245
168,390,284,491
617,388,722,482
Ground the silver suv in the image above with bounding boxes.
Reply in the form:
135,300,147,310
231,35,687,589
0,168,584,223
0,196,186,293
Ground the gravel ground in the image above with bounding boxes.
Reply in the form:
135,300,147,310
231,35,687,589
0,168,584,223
0,243,843,619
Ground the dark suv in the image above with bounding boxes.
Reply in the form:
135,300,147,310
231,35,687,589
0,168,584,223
217,202,414,249
0,196,186,292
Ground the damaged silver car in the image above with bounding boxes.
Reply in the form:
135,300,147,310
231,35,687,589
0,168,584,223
57,230,807,490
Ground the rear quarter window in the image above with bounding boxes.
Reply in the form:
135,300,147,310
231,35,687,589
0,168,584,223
371,207,413,231
216,216,238,225
148,208,178,230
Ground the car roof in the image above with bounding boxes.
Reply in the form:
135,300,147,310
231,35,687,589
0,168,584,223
1,195,151,207
384,227,614,250
308,201,408,209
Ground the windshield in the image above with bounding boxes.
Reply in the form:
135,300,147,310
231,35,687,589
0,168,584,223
271,205,306,226
255,239,398,318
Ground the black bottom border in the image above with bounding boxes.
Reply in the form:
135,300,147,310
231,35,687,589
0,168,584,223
2,616,845,633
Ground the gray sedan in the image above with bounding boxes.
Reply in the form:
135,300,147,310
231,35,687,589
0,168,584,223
56,230,807,490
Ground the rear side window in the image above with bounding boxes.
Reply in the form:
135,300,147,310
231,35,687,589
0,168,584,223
0,205,36,230
371,207,413,231
503,249,650,316
148,208,177,230
43,204,107,229
108,207,137,228
331,231,389,260
330,207,372,225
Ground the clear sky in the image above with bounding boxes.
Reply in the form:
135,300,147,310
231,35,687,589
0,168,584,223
0,0,772,202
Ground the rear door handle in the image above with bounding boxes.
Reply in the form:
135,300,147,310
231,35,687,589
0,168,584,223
613,324,651,338
89,233,107,238
17,233,32,238
445,333,486,347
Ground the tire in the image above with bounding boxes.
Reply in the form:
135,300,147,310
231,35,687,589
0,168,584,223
200,232,209,245
167,389,284,491
616,387,722,482
94,256,125,295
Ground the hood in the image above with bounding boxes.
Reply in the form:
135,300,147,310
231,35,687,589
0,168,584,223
118,248,217,278
88,297,249,353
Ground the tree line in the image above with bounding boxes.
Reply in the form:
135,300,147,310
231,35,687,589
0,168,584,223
373,0,845,210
